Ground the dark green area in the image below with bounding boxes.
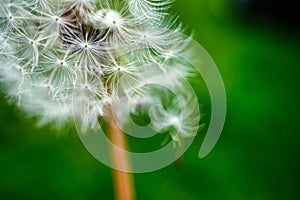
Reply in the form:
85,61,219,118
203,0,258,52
1,0,299,199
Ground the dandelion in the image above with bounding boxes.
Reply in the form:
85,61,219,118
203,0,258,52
0,0,202,199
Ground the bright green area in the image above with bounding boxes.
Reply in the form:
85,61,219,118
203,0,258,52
1,0,299,199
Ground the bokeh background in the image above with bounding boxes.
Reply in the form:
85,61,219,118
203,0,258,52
1,0,300,199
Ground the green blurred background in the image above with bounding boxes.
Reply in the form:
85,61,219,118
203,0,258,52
1,0,299,199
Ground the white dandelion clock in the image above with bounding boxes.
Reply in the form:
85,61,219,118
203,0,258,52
0,0,200,161
0,0,227,198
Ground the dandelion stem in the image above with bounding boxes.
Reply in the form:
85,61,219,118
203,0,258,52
109,108,136,200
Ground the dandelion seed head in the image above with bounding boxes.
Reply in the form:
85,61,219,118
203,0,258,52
0,0,199,143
